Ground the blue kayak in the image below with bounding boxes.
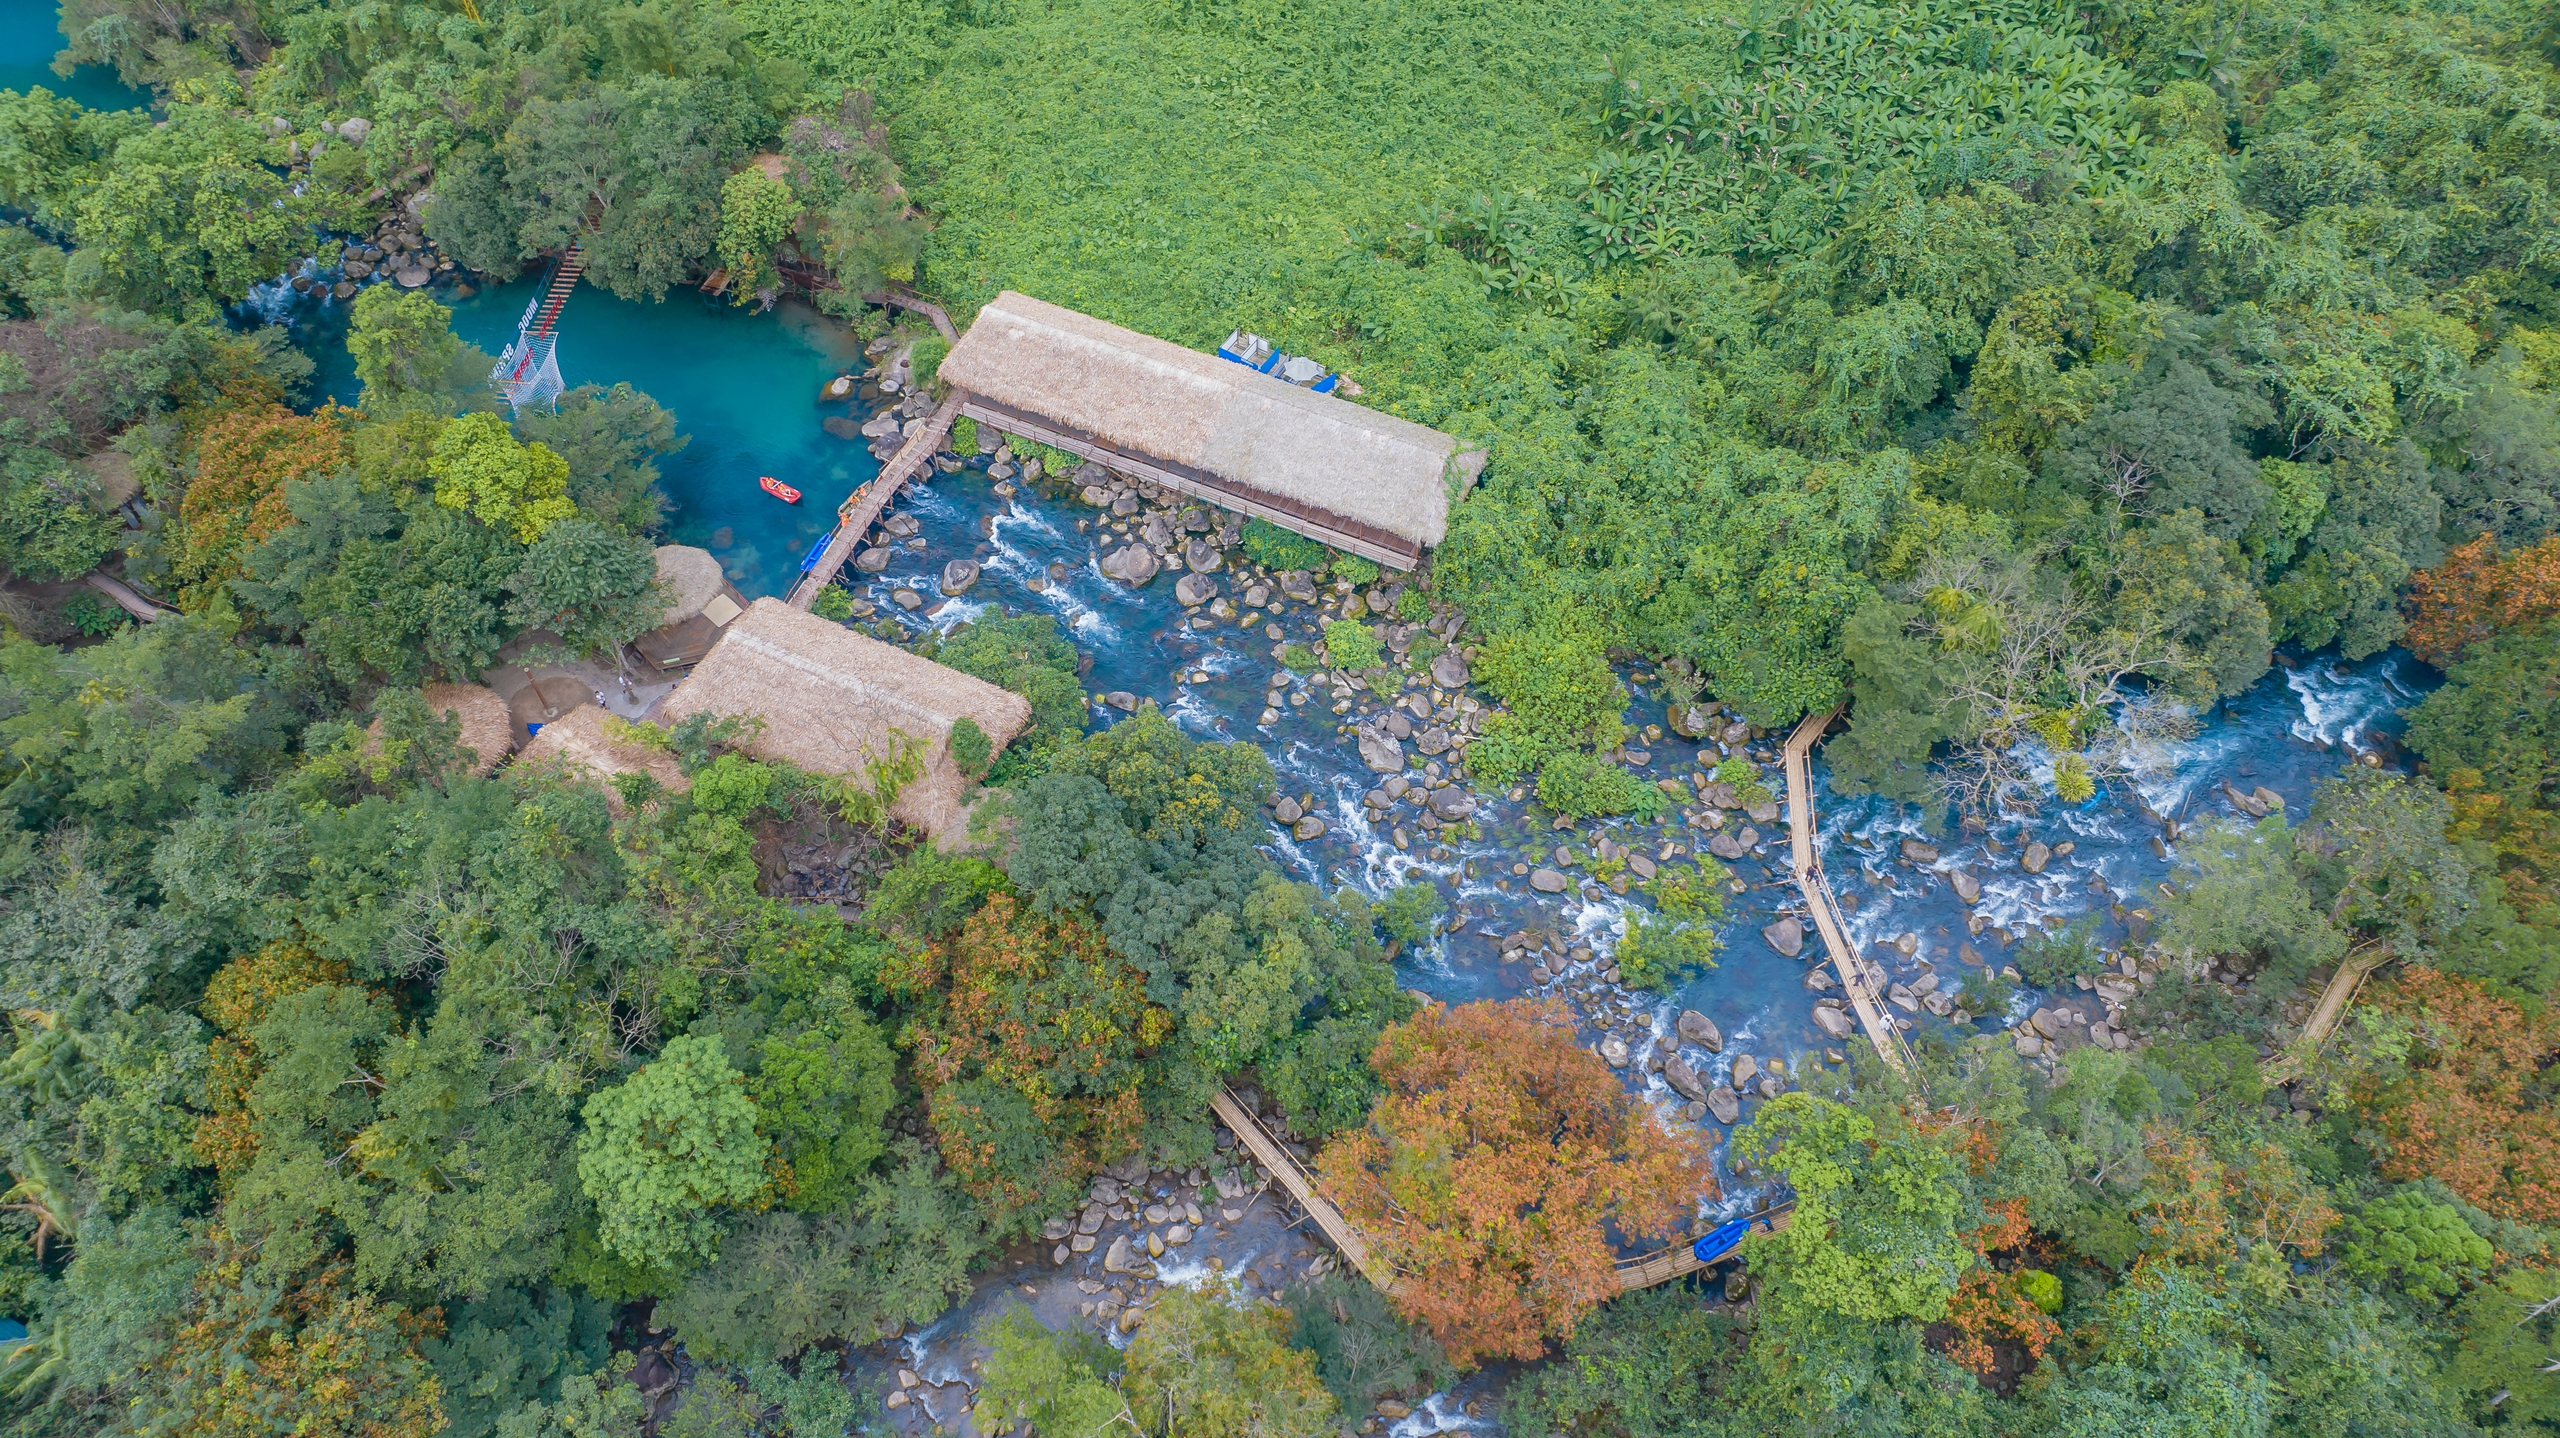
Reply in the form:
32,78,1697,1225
1692,1219,1754,1265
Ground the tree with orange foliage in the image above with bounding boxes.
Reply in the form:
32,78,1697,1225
140,1235,446,1438
1314,999,1713,1366
173,403,355,592
2403,533,2560,667
189,938,353,1184
2361,966,2560,1222
903,891,1171,1231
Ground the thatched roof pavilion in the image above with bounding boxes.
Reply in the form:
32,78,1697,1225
366,683,514,776
421,683,512,775
655,599,1030,844
633,545,747,671
936,292,1484,570
516,703,689,811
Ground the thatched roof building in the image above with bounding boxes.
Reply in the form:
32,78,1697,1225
634,545,747,671
365,683,513,776
655,599,1030,844
421,683,512,775
516,704,689,811
936,292,1483,570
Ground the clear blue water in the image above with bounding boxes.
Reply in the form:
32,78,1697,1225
256,272,875,598
0,7,154,112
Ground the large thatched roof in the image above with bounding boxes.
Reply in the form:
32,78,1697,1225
365,683,513,776
516,704,689,811
937,292,1482,555
655,599,1030,844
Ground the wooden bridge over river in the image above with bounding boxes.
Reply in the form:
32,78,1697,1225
1195,711,1899,1296
1211,1085,1791,1297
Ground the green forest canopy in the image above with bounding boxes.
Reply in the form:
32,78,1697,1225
0,0,2554,1433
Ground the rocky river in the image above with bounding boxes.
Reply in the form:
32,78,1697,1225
247,269,2433,1435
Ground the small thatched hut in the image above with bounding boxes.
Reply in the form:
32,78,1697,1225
633,545,748,671
656,599,1029,844
420,683,513,775
935,291,1484,570
365,683,514,776
515,704,689,811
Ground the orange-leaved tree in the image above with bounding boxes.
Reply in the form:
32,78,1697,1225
1314,999,1713,1366
2360,966,2560,1222
2403,533,2560,667
174,402,355,592
902,892,1169,1232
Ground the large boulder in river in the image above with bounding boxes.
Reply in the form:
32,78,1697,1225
1175,573,1217,607
1706,1087,1741,1125
1729,1053,1758,1089
1707,832,1747,861
1101,546,1160,586
1182,537,1221,573
940,559,980,595
853,546,892,573
1357,727,1406,773
1665,1056,1710,1102
1666,700,1720,738
1677,1009,1722,1052
1949,869,1981,903
1430,651,1470,689
1425,787,1475,821
1763,915,1805,958
2021,840,2052,874
1813,1003,1858,1040
1528,868,1568,893
1899,838,1939,863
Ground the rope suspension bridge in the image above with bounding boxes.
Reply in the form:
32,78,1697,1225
493,244,587,412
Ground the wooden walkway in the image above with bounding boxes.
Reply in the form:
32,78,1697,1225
1208,1085,1790,1296
785,296,969,612
2263,950,2384,1082
1209,1086,1396,1293
1783,709,1919,1079
787,387,967,611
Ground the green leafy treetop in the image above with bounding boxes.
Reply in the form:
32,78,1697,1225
574,1034,770,1268
431,412,578,544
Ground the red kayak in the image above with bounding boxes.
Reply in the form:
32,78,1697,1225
759,475,802,504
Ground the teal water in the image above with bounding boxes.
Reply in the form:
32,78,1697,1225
448,280,875,597
0,7,154,112
274,272,875,599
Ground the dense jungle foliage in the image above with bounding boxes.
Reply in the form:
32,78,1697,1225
0,0,2557,1432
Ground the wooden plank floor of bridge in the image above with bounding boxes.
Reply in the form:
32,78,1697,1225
788,388,968,610
1208,1087,1398,1295
1783,709,1915,1079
